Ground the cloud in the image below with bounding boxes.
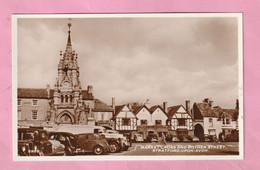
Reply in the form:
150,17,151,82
17,16,239,109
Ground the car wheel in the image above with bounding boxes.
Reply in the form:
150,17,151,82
109,142,119,153
93,145,104,155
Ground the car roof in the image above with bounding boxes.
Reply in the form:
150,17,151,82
18,128,47,133
48,131,74,136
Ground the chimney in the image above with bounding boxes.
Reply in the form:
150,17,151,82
209,99,214,108
46,84,50,98
185,100,191,114
112,97,115,109
203,98,209,103
236,99,239,110
87,85,93,94
163,102,167,112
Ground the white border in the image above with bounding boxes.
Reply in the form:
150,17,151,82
12,13,243,161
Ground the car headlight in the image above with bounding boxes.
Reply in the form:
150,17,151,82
22,146,26,152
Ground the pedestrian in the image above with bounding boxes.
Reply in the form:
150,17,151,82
161,133,167,145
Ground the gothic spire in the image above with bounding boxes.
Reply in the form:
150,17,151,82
66,19,72,52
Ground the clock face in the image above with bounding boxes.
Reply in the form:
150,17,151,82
63,81,70,87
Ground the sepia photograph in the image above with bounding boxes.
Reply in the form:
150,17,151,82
12,13,243,160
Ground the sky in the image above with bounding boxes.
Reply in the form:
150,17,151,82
17,15,240,109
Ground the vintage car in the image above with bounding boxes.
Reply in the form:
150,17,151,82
172,136,180,143
190,136,200,142
204,135,211,142
55,125,130,153
49,132,77,155
146,132,158,143
49,132,109,155
75,133,110,155
18,128,54,156
134,134,144,143
103,130,131,152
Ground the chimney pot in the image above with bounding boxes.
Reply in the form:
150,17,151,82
112,97,115,109
87,85,93,93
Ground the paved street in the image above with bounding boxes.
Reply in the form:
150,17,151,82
111,142,239,155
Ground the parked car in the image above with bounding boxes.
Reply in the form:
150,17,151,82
172,136,180,143
146,132,158,143
204,135,211,142
18,128,54,156
49,132,109,155
75,133,110,155
48,132,77,155
100,129,130,153
56,125,130,153
190,136,200,142
134,134,144,143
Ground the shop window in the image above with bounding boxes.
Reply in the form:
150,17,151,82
155,120,162,125
141,120,147,125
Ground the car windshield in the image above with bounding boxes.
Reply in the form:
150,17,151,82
23,132,34,140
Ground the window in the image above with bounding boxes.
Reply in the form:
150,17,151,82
222,118,225,124
18,110,22,120
226,118,230,124
101,113,104,121
155,120,162,125
178,119,185,126
122,118,131,126
61,95,64,103
209,118,213,127
32,110,38,120
141,120,147,125
18,99,21,106
32,100,38,106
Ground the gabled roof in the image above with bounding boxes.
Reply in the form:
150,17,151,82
18,88,53,99
18,88,93,100
150,105,168,117
132,105,151,115
167,105,182,119
93,99,114,112
112,105,127,119
194,102,218,117
223,109,239,121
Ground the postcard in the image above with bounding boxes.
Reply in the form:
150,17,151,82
12,13,243,160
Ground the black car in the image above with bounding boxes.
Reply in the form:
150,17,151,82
49,132,110,155
49,132,77,155
18,128,53,156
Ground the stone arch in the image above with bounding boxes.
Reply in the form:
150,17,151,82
57,110,75,124
194,123,204,141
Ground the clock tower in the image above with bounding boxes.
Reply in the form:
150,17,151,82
50,20,91,125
